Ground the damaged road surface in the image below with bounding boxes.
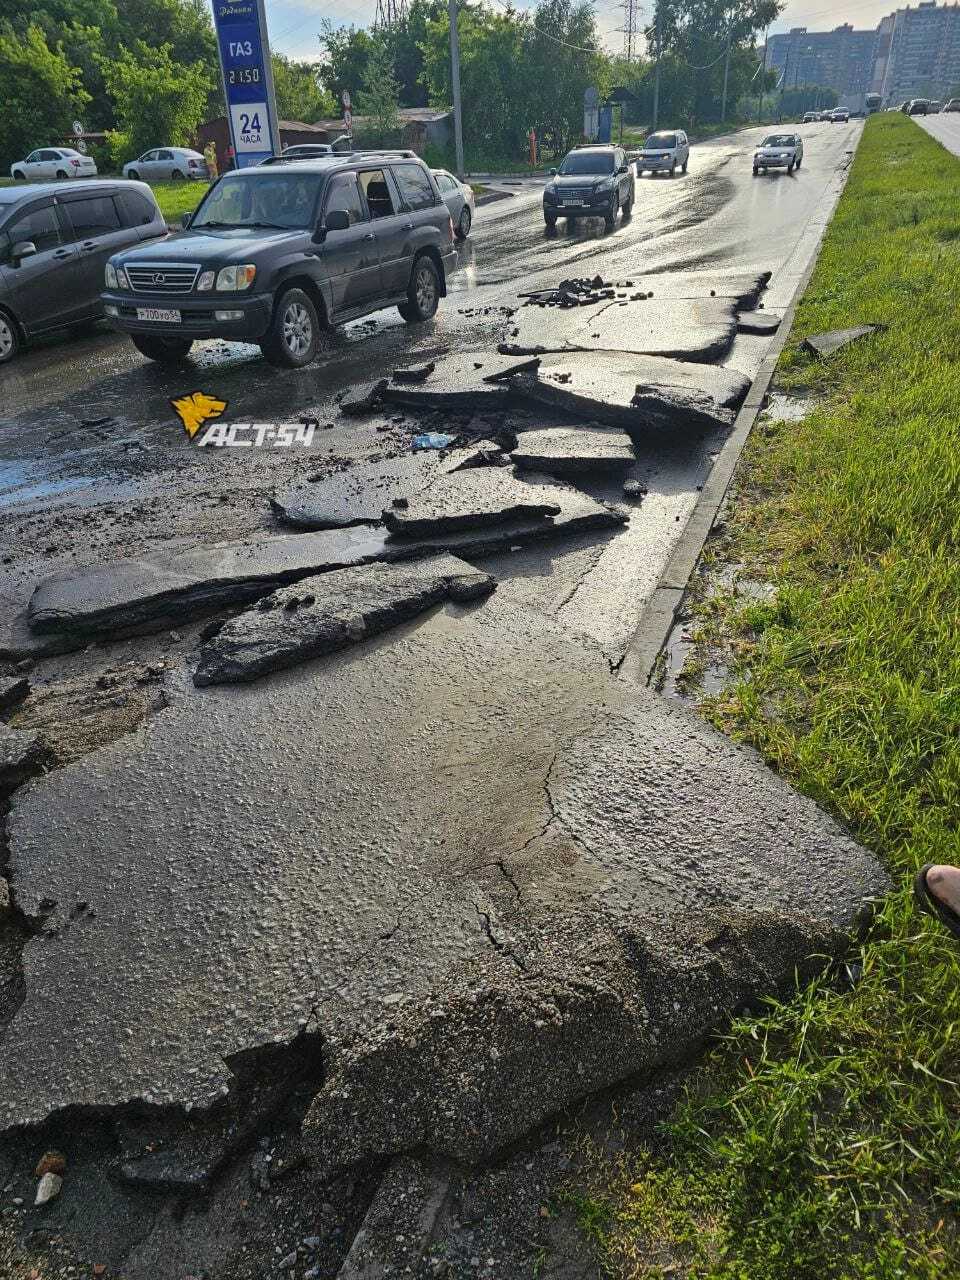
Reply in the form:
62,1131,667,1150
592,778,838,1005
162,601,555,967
2,590,885,1160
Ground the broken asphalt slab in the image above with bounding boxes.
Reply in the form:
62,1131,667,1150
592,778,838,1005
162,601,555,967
381,352,541,411
738,310,782,336
194,556,495,686
22,478,624,649
803,325,883,358
515,352,751,434
271,455,446,531
1,591,886,1160
0,722,49,800
505,273,771,364
381,469,562,537
510,424,636,476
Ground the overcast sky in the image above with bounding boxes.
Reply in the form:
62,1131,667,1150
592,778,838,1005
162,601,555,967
263,0,902,65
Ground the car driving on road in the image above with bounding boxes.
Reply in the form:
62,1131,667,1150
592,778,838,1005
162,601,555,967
542,145,634,231
753,133,804,176
830,109,850,122
101,151,457,368
635,130,689,176
432,169,475,240
123,148,209,182
945,98,960,112
0,179,166,363
10,148,98,181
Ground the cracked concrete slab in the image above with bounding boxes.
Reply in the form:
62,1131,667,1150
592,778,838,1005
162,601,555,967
0,723,49,800
382,469,562,537
271,455,445,531
510,425,636,477
1,592,885,1160
23,485,623,649
193,556,495,686
738,310,782,335
382,352,541,411
515,352,751,434
803,325,881,358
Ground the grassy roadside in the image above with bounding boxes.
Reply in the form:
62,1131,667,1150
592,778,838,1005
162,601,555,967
567,112,960,1278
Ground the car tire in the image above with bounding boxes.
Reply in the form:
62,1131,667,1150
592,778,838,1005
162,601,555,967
796,156,802,168
544,213,557,230
127,169,139,180
670,162,677,176
56,170,68,179
399,254,441,323
788,161,795,174
456,205,472,239
622,188,634,220
260,287,320,367
682,159,688,173
130,333,194,363
172,169,185,180
12,170,26,181
752,166,759,176
604,199,617,230
0,311,21,364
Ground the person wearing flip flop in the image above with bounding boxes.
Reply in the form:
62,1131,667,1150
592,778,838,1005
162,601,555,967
915,865,960,939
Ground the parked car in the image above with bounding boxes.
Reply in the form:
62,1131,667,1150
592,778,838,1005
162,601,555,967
542,145,634,230
802,111,818,123
261,140,354,165
753,133,804,176
830,108,850,122
0,180,166,364
102,151,457,368
123,148,209,182
432,168,475,239
907,99,931,115
929,100,944,113
10,148,98,181
944,98,960,112
635,130,690,176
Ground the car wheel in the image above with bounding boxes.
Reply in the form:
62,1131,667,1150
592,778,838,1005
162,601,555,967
787,160,795,174
171,169,185,180
56,170,68,179
604,199,617,230
0,311,20,364
399,254,441,323
12,170,26,181
130,333,194,363
622,188,634,219
796,156,802,168
260,287,320,367
753,166,759,176
670,162,676,176
127,169,139,180
682,159,688,173
544,213,557,230
456,205,472,239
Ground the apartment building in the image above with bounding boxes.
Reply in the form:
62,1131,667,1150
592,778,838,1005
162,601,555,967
879,3,960,103
768,24,877,103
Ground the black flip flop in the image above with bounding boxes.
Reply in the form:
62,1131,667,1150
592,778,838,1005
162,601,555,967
914,863,960,940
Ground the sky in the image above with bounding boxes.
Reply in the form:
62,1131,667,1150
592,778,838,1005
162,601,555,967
261,0,904,64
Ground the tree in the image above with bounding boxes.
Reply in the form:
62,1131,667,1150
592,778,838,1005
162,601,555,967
271,53,335,123
318,22,377,104
525,0,606,152
99,39,213,160
356,38,402,144
0,22,89,170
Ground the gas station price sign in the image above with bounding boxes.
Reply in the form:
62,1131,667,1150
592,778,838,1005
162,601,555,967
212,0,280,168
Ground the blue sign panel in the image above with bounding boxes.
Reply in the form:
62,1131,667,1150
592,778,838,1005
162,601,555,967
212,0,279,167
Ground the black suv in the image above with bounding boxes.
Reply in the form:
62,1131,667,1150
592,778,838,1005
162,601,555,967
102,151,458,368
0,180,166,364
542,145,635,231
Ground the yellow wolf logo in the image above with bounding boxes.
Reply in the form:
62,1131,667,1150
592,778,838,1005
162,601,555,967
171,392,227,438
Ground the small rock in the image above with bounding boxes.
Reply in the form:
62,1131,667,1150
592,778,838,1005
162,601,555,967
279,1251,298,1269
34,1151,67,1177
11,1197,23,1207
0,677,30,713
623,480,648,500
302,1237,321,1250
34,1172,63,1205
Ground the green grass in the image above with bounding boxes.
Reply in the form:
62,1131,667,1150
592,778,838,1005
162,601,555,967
568,111,960,1279
0,175,207,223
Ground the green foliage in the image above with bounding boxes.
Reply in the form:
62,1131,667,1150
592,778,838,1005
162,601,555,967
271,52,335,124
0,21,89,171
355,38,402,145
98,39,212,160
569,114,960,1278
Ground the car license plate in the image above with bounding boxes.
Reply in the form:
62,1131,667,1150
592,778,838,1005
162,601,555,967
560,200,583,207
136,307,181,323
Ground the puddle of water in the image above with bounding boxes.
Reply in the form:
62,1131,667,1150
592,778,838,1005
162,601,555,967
0,469,101,510
763,393,816,422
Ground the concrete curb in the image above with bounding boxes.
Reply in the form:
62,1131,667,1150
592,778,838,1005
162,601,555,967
619,145,860,687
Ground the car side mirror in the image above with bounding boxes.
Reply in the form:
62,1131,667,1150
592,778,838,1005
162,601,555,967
11,241,36,262
181,212,192,229
324,209,351,234
549,167,557,176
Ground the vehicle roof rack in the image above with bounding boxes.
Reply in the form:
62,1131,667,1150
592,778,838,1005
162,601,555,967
261,147,420,166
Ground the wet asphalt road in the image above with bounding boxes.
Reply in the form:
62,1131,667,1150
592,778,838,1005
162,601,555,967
0,120,860,664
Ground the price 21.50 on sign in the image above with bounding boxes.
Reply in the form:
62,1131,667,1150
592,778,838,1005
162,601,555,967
213,0,279,167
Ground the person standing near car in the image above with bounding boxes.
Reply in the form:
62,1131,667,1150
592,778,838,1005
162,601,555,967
204,141,219,180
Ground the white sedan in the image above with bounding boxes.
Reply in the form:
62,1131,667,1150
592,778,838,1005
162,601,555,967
10,147,98,181
752,133,804,175
432,169,475,240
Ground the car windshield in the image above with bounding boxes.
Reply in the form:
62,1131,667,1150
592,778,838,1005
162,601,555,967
193,172,323,229
644,133,677,149
558,152,615,175
762,136,795,147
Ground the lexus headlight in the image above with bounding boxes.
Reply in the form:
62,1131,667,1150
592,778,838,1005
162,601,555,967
105,262,117,288
215,264,256,291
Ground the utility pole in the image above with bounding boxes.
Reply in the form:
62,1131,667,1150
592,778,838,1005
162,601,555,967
652,1,662,130
448,0,465,178
720,20,732,123
757,26,768,123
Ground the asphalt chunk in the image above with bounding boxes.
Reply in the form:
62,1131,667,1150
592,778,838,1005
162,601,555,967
510,425,636,476
193,556,496,686
382,469,562,537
